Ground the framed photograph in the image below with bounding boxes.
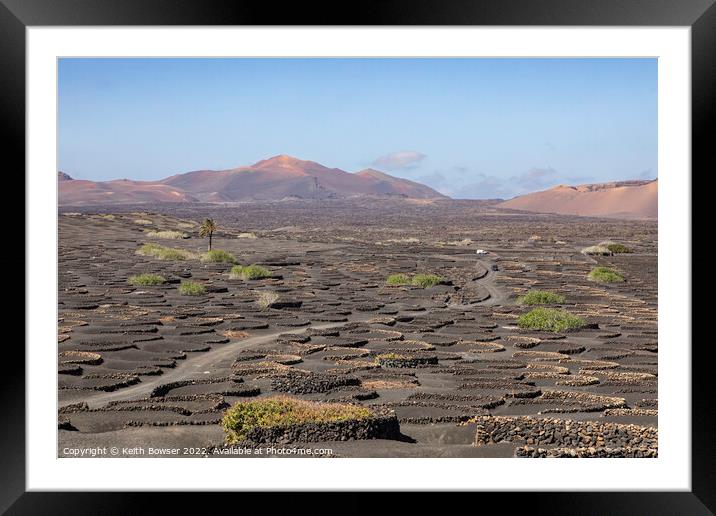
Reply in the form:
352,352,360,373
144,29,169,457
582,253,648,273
5,0,709,511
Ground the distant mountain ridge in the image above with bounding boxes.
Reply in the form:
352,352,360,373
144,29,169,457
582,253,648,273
499,179,657,219
59,155,447,205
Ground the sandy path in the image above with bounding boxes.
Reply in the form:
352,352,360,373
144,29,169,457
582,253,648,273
432,251,506,307
472,257,506,306
65,320,353,410
65,253,509,410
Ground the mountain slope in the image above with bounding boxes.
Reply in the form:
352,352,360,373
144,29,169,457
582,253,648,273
354,169,444,199
59,155,447,205
58,178,198,205
161,155,447,201
499,179,657,219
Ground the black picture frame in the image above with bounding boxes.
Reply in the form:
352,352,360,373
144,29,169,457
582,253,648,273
3,0,709,513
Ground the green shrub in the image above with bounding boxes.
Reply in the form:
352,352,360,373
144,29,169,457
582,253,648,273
411,274,443,288
588,266,625,283
128,273,166,286
517,290,566,305
230,264,271,280
600,241,632,254
137,243,194,261
517,308,585,332
221,396,373,444
158,248,193,260
137,243,165,256
178,281,206,296
386,273,411,285
145,230,188,239
201,249,237,264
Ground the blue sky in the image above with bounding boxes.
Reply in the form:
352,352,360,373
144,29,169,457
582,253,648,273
58,58,657,199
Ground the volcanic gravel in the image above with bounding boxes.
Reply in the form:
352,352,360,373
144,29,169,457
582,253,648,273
58,202,657,457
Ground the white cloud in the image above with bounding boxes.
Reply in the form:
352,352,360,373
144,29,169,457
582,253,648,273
372,151,426,170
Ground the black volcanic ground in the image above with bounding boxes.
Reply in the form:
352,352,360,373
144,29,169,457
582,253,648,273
58,199,658,458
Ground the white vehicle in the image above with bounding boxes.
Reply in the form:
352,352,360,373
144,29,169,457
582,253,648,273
475,249,488,255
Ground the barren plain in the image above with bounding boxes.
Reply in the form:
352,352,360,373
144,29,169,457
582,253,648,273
58,199,658,458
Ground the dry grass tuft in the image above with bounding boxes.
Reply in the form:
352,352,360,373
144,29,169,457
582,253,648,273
256,291,279,310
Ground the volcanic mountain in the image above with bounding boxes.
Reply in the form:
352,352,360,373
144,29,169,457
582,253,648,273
58,173,198,206
58,155,446,205
499,179,657,219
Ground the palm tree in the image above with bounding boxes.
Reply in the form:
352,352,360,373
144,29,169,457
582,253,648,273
199,218,217,251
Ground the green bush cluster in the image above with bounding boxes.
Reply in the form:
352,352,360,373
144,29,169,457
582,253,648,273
386,273,443,288
178,281,206,296
386,273,411,285
128,273,166,286
230,264,271,280
517,308,585,332
201,249,237,264
137,243,194,261
601,242,633,254
517,290,566,305
588,266,625,283
221,396,373,444
411,274,443,288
